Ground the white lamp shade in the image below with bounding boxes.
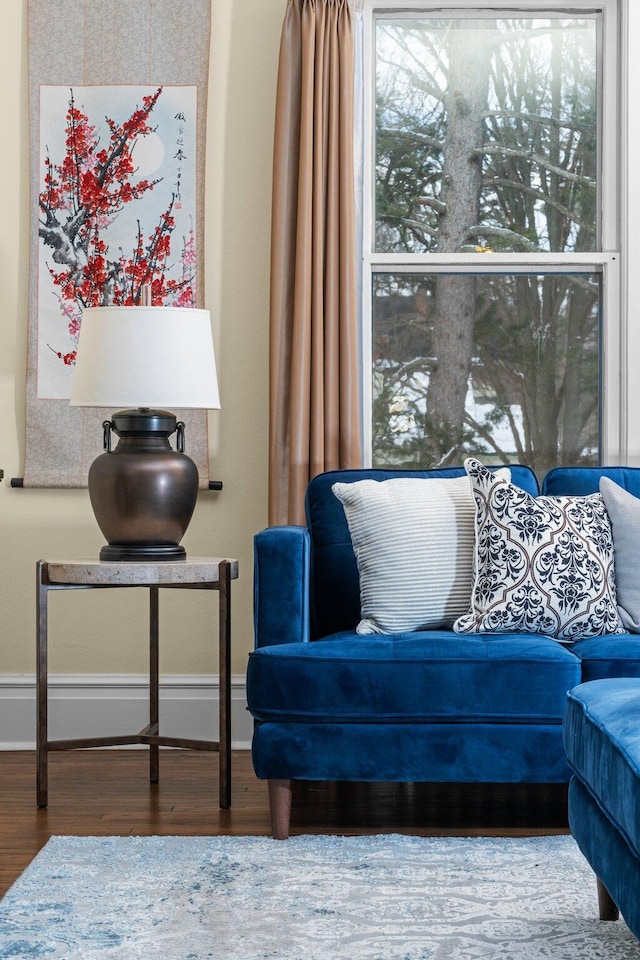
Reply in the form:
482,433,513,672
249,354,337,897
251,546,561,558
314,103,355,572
69,307,221,409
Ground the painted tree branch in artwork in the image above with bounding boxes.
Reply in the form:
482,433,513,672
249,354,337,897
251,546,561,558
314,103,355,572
39,86,196,367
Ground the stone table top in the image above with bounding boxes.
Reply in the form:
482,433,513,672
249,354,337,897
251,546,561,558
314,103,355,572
40,557,239,587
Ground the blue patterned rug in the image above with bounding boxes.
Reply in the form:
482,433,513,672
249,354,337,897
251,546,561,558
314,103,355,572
1,834,638,959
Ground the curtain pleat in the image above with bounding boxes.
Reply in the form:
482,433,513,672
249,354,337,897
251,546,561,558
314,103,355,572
269,0,362,526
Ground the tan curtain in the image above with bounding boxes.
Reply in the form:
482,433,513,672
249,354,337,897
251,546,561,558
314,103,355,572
269,0,363,526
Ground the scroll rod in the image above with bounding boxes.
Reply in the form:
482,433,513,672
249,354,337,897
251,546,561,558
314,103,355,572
10,477,223,490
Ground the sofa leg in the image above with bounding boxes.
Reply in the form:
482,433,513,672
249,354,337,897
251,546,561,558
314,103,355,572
268,779,292,840
597,878,620,921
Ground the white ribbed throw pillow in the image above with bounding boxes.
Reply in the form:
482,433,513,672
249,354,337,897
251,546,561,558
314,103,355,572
332,473,509,635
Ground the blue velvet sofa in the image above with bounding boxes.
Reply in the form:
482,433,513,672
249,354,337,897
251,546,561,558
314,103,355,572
248,465,640,838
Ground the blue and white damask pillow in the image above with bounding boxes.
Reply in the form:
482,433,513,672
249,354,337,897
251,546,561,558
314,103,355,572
454,458,622,641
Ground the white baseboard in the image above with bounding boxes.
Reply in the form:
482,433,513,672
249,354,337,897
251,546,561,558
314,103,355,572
0,674,252,750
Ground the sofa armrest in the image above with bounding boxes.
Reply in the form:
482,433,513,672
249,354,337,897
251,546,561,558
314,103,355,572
253,526,311,647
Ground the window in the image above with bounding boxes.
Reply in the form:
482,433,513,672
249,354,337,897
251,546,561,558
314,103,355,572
361,2,621,476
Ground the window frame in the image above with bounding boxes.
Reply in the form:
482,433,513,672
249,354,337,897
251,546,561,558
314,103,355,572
359,0,623,467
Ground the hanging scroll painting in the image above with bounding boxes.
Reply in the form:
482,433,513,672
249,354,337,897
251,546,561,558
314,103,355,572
25,0,211,488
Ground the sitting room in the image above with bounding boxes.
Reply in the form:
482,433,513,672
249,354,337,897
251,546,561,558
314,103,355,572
2,0,640,957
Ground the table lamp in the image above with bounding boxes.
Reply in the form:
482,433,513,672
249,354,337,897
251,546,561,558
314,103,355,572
69,305,220,561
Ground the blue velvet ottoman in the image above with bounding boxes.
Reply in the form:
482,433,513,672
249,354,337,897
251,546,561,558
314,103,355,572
564,679,640,939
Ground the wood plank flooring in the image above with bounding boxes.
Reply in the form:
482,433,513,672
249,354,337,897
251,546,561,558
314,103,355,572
0,749,569,898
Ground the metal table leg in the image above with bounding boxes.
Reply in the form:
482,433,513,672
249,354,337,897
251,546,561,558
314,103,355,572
149,585,160,783
36,561,49,808
219,560,232,809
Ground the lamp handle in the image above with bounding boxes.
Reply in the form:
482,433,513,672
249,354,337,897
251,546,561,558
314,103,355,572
176,421,186,453
102,420,113,452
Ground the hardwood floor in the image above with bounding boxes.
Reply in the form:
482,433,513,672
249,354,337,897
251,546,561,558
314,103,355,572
0,749,569,898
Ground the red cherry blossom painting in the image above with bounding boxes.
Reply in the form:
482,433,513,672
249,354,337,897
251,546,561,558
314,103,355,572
37,84,197,399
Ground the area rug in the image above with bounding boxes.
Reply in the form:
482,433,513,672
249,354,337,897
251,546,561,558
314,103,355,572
1,834,638,959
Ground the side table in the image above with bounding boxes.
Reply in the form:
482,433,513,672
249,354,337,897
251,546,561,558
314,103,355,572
36,556,239,809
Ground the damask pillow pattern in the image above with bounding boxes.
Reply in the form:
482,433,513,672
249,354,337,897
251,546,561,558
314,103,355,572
333,473,507,635
454,458,622,641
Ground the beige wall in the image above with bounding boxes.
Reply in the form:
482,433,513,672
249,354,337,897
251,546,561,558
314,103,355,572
0,0,285,677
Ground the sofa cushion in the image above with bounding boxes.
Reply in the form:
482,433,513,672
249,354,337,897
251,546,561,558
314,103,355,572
247,631,580,724
599,477,640,631
571,635,640,681
306,466,540,639
454,458,621,641
564,678,640,857
332,473,508,634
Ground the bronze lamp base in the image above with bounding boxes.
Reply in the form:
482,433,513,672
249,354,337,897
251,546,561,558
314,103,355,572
88,409,199,562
